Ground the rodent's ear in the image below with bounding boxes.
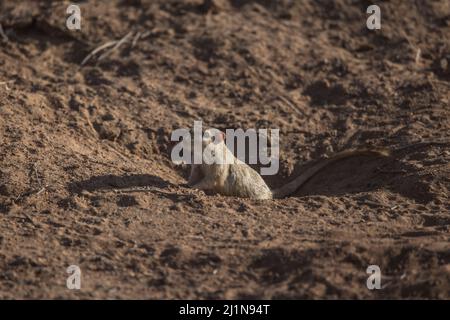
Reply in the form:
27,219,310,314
219,131,225,142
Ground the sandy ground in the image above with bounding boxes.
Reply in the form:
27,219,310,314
0,0,449,299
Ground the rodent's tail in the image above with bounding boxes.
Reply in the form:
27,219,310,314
272,149,390,198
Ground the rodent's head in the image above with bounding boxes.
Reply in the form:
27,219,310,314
177,128,226,161
202,128,225,148
172,127,228,166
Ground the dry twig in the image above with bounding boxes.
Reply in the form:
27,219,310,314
0,80,14,90
0,24,8,42
80,41,118,66
131,31,142,48
79,28,158,67
98,31,134,61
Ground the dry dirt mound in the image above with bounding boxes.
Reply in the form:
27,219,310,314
0,0,449,299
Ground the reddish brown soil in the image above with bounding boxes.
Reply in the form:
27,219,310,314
0,0,449,299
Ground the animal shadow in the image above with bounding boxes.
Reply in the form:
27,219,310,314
68,174,174,194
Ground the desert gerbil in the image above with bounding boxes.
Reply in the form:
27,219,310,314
187,129,449,200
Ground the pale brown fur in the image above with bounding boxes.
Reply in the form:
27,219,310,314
188,130,273,199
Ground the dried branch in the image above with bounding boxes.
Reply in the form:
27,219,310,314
0,24,8,42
